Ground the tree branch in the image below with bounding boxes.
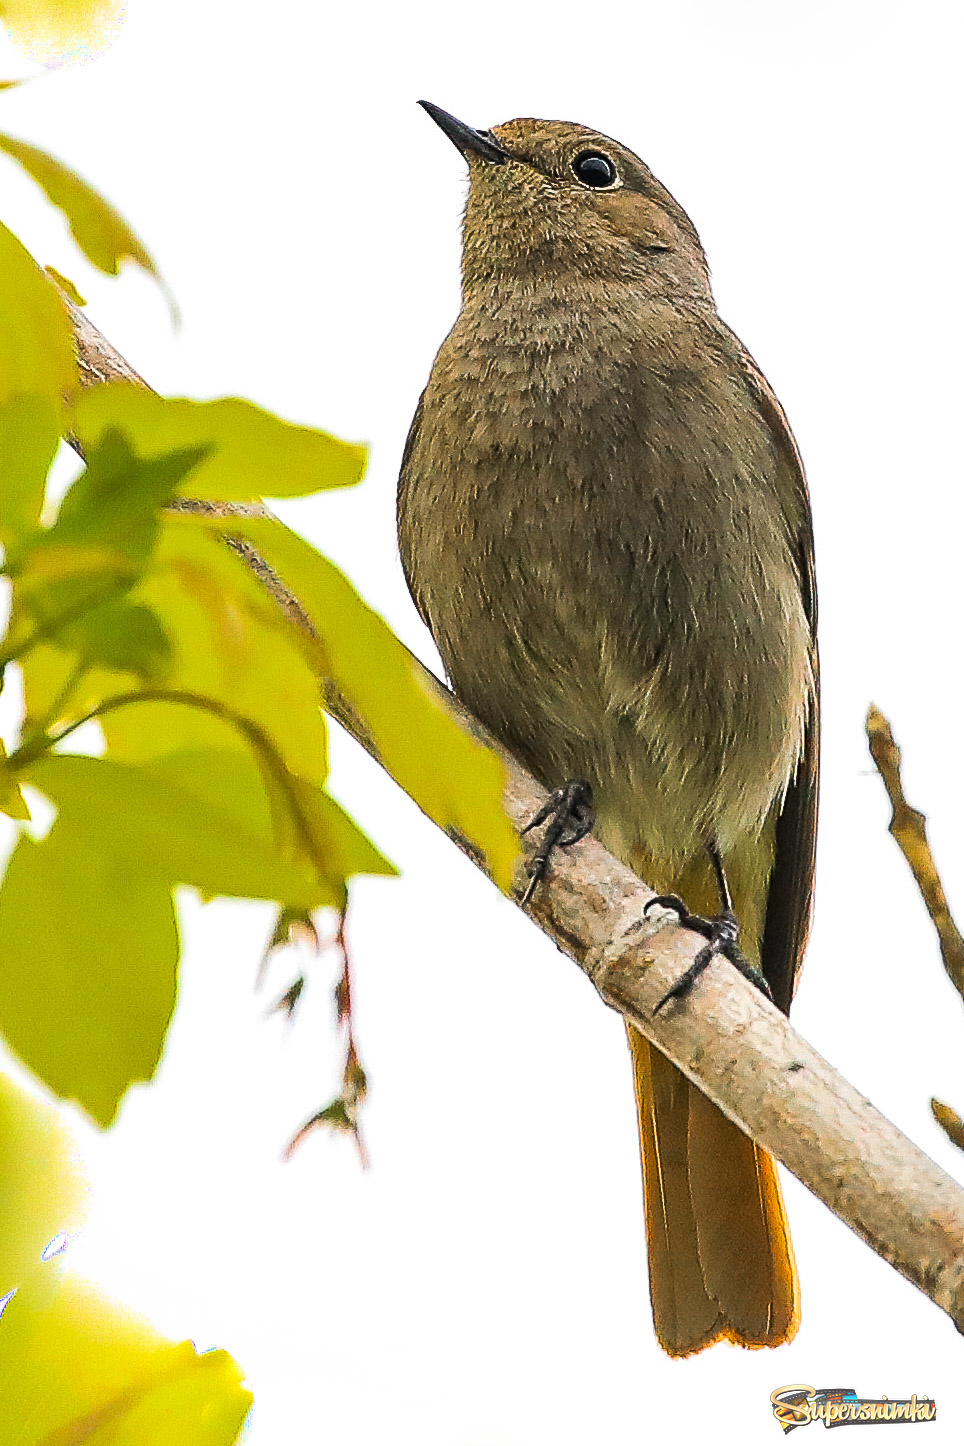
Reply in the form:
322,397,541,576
867,704,964,1004
63,299,964,1339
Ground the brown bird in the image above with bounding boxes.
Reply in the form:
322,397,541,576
397,102,818,1357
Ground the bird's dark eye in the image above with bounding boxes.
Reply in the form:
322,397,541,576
572,150,618,189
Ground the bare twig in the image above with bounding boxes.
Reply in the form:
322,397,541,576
268,975,305,1022
285,911,369,1166
866,707,964,1157
61,302,964,1339
932,1100,964,1154
866,704,964,1002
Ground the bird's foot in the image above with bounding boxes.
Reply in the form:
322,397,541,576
520,780,594,906
643,896,773,1014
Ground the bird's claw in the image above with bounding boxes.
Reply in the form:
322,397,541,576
643,896,773,1014
521,780,594,906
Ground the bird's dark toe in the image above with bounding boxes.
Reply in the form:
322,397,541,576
650,904,771,1013
521,780,594,905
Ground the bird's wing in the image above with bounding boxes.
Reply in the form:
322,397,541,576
725,329,819,1015
396,388,432,627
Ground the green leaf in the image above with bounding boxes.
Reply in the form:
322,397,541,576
0,0,125,66
9,432,210,642
0,132,161,288
146,747,395,903
3,435,204,704
70,384,367,500
13,511,333,789
28,749,389,911
35,1340,253,1445
40,429,208,566
0,1075,251,1444
58,599,171,679
17,636,130,736
202,514,520,891
0,741,30,819
0,1071,86,1294
0,218,75,407
0,744,379,1126
43,265,86,306
287,781,397,888
0,815,178,1127
99,518,331,790
0,395,60,545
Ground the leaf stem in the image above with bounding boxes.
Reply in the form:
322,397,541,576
19,658,90,751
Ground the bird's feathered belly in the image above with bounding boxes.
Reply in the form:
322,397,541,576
399,325,814,866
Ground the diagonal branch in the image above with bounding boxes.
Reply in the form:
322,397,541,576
866,705,964,1157
867,704,964,1003
63,299,964,1339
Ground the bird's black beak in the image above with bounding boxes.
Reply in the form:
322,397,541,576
418,101,508,165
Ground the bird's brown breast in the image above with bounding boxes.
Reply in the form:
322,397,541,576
398,287,813,865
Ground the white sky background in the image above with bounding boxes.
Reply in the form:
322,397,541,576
2,0,964,1440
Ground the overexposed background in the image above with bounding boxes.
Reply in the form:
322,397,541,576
1,0,963,1440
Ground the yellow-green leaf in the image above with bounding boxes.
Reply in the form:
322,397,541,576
99,517,331,789
44,266,86,306
0,131,160,284
9,542,132,583
70,384,367,499
0,1071,86,1298
0,219,75,407
0,1074,251,1444
0,0,125,66
17,634,164,740
5,435,208,699
0,394,60,544
0,812,178,1127
291,784,397,884
0,740,30,819
203,514,520,890
0,783,30,821
57,599,172,679
39,430,208,565
0,230,75,588
146,748,394,903
27,749,362,913
35,1338,252,1445
9,433,210,656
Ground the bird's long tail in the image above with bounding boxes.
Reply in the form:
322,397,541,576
627,1026,799,1356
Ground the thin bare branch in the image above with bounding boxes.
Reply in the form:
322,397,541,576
867,704,964,1002
61,301,964,1340
932,1100,964,1155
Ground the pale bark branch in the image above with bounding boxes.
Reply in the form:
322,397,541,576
63,300,964,1339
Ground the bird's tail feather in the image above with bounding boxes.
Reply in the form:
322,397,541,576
627,1025,799,1357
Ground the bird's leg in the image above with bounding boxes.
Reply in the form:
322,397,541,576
520,780,595,906
647,840,773,1014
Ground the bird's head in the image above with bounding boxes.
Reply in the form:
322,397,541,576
419,102,711,301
